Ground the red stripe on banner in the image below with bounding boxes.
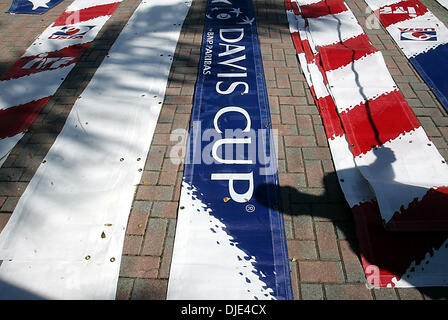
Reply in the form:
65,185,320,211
290,0,301,15
302,38,315,63
291,32,304,54
315,55,329,84
290,27,314,63
316,95,344,139
300,0,347,18
317,34,378,71
339,90,421,156
0,97,51,139
0,43,91,81
376,0,428,28
285,0,293,11
353,201,448,287
387,187,448,231
53,2,121,27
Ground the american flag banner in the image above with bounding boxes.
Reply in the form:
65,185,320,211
8,0,64,14
365,0,448,113
285,0,448,287
0,0,192,299
0,0,123,167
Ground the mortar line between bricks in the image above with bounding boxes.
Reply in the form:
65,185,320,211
156,218,170,279
336,232,349,284
130,185,148,256
128,278,136,300
311,212,320,260
301,149,309,187
322,282,328,300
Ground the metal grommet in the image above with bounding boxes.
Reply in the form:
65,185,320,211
85,255,91,260
180,206,185,210
120,158,124,162
110,257,116,262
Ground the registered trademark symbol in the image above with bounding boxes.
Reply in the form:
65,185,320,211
245,204,255,213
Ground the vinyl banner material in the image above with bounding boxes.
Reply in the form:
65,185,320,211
8,0,64,14
0,0,122,167
287,0,448,232
0,0,192,299
168,0,293,299
365,0,448,112
285,0,448,287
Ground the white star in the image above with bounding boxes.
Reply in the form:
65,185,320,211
238,16,255,25
230,8,242,17
29,0,51,10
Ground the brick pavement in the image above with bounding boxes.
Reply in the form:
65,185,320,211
0,0,448,300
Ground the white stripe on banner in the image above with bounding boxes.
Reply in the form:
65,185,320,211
364,0,402,11
67,0,121,11
0,0,191,299
355,126,448,223
0,67,71,110
326,51,397,113
306,10,364,47
0,135,25,168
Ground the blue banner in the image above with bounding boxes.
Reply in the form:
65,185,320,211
410,43,448,110
170,0,293,299
8,0,64,14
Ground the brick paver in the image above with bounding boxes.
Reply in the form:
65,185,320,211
0,0,448,300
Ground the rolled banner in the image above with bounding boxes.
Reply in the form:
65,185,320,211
168,0,293,300
8,0,65,14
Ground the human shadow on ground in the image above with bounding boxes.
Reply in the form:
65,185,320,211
255,164,448,299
